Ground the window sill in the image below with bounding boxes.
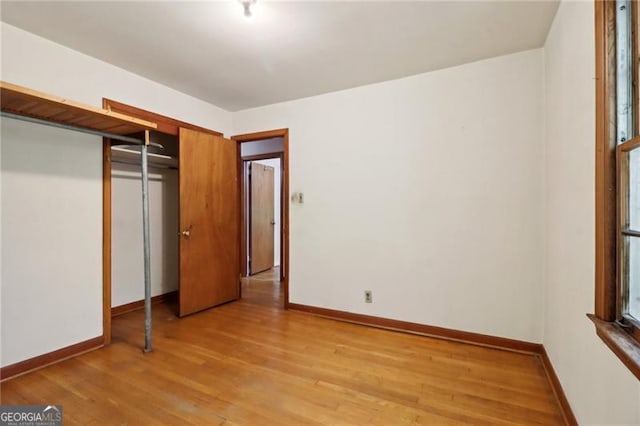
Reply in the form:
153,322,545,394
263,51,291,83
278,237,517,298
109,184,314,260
588,314,640,381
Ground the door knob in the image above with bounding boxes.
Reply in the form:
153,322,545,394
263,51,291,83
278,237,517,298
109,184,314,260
179,230,190,237
270,220,276,225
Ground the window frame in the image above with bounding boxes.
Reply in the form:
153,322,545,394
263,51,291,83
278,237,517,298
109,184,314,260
592,0,640,380
618,138,640,338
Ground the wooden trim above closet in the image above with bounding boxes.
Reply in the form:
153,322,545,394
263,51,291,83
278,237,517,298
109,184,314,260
103,98,223,137
1,81,157,134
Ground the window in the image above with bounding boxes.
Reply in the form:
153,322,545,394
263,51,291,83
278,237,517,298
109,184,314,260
619,138,640,335
593,0,640,380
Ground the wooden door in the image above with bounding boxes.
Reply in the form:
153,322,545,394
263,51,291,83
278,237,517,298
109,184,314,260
250,162,275,275
178,128,239,316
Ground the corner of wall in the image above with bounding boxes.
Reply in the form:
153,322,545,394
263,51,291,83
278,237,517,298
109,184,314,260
539,1,640,424
540,42,549,346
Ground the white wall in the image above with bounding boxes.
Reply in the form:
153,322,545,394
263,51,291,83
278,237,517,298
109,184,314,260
254,158,281,267
233,49,546,342
0,24,231,134
111,164,179,307
0,23,231,367
543,2,640,424
1,119,102,367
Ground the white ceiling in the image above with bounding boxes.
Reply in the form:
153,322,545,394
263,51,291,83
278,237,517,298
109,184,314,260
0,1,559,111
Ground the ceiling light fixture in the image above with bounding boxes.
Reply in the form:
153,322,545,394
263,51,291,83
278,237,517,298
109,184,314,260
240,0,257,19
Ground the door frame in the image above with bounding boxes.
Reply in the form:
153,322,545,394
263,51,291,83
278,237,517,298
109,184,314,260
245,155,282,276
232,129,290,309
101,98,223,345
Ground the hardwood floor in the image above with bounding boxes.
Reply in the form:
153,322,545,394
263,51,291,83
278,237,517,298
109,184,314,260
1,268,565,425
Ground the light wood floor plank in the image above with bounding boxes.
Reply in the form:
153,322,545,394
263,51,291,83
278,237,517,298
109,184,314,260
1,268,565,424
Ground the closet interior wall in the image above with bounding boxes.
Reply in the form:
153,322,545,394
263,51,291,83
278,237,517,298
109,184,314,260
110,132,180,309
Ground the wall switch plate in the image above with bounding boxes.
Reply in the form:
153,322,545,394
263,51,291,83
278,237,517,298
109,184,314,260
365,290,373,303
292,192,304,204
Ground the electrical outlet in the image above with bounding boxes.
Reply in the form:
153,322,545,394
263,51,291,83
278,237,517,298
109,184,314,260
364,290,373,303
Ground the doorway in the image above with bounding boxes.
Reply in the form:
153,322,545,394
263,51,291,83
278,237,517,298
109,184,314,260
233,129,290,309
246,159,281,276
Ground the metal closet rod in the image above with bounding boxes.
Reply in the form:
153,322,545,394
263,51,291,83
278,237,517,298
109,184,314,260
140,142,153,353
111,157,178,170
112,142,164,150
0,111,146,145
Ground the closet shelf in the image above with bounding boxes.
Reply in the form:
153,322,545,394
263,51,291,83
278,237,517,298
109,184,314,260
0,81,157,135
111,146,178,169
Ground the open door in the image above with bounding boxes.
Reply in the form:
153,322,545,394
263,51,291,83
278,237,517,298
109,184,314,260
250,162,275,275
178,128,239,316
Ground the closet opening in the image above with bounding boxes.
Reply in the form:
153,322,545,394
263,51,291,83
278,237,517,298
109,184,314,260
108,129,180,346
109,130,179,309
102,99,225,345
233,130,290,309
